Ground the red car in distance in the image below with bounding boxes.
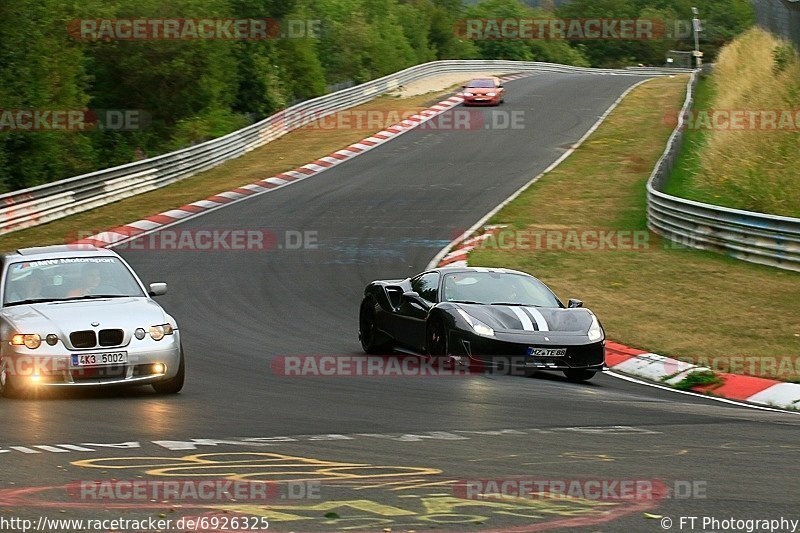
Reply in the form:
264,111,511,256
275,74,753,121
461,77,505,106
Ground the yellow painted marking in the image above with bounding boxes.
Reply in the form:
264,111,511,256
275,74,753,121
73,452,441,485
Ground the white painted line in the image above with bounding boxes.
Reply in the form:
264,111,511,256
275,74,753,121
57,444,95,452
33,445,70,453
264,177,289,185
605,371,800,415
9,446,39,454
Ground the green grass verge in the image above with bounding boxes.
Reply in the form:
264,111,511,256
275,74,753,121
469,75,800,381
663,74,714,199
672,370,723,391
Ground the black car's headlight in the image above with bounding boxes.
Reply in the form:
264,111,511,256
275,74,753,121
457,309,495,337
588,314,604,342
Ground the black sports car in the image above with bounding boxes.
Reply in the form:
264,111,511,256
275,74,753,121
359,267,605,381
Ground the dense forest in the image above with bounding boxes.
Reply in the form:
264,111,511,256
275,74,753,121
0,0,753,193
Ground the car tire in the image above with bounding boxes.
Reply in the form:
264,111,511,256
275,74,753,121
426,319,449,357
152,345,185,394
359,298,392,355
564,369,596,382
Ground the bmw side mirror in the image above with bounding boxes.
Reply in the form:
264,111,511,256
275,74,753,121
568,298,583,308
149,282,168,296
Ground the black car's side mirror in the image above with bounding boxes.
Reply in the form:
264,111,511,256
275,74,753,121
402,291,430,309
568,298,583,308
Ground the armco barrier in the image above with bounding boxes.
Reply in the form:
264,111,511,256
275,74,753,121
0,60,685,236
646,71,800,272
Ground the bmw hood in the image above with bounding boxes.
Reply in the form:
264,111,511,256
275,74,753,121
1,298,171,339
456,303,593,335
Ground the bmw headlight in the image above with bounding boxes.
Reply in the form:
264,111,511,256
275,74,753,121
463,92,474,96
587,314,604,342
487,92,496,96
11,334,41,349
457,309,495,337
149,324,174,341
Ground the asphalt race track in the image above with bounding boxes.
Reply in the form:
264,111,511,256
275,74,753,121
1,72,798,533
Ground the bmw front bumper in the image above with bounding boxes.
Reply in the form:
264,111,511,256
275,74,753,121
1,331,181,388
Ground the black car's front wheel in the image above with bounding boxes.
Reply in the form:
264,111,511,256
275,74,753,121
564,369,596,382
426,319,449,357
359,298,392,355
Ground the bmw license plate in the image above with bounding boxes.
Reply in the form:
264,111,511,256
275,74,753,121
71,352,127,367
527,347,567,357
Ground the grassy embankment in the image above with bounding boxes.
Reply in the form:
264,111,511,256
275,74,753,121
666,28,800,217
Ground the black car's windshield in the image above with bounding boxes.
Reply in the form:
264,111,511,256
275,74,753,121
466,79,496,88
442,272,561,307
3,256,145,306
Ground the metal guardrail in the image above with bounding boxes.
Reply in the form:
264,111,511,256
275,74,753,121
0,60,686,236
646,71,800,272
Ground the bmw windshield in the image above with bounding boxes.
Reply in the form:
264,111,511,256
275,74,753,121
3,256,145,306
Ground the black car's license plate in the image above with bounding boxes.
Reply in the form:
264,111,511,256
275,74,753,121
71,351,128,367
527,347,567,357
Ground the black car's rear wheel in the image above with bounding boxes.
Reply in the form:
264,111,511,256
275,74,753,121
359,298,392,355
564,369,596,382
426,319,449,357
